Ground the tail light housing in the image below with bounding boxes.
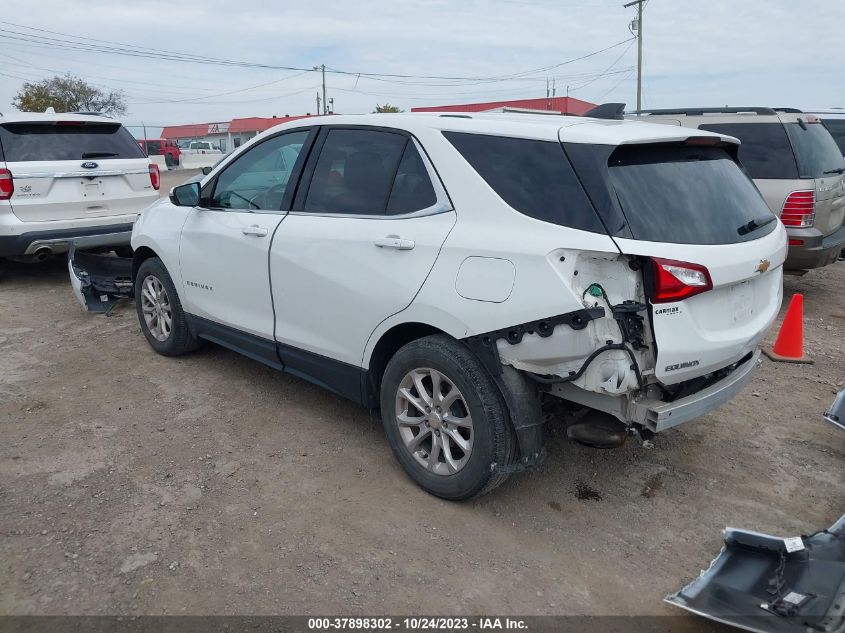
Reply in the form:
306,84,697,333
0,168,12,200
780,190,815,228
649,258,713,304
149,163,160,191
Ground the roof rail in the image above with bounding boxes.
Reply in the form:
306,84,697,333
438,114,472,119
774,108,803,113
70,111,109,116
583,103,626,120
497,107,570,116
631,107,778,116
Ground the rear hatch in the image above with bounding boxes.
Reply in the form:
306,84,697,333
0,120,156,222
784,119,845,235
564,138,788,386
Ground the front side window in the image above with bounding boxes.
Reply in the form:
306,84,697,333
210,130,309,211
0,122,146,162
444,132,605,233
698,123,798,179
304,129,406,214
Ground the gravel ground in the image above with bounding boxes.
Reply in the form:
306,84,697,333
1,182,843,621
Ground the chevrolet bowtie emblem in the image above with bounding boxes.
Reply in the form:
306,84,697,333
755,259,771,274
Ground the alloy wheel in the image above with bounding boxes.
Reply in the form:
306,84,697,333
140,274,172,342
394,367,474,475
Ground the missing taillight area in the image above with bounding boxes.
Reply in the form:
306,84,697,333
0,168,13,200
780,190,815,228
649,257,713,304
148,163,160,191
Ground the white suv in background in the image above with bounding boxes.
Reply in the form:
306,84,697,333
71,113,787,499
0,111,160,264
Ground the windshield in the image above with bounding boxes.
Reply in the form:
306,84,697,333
0,122,146,162
606,144,777,245
785,122,845,178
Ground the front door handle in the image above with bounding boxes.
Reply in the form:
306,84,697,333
242,225,268,237
374,236,415,250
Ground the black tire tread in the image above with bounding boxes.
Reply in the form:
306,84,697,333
380,334,516,500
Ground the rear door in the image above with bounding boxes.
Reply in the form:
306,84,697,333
270,127,455,367
0,121,154,222
568,139,788,385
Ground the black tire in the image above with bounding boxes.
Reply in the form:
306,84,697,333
380,334,516,500
135,257,200,356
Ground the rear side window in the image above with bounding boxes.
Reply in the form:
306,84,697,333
785,122,845,178
698,123,798,179
607,144,777,245
386,142,437,214
821,119,845,155
304,129,406,215
0,122,145,162
443,132,605,233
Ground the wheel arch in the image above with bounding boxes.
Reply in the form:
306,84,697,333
132,245,159,281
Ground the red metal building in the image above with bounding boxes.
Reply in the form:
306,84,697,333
411,96,595,115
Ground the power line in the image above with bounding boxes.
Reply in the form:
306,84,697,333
0,21,634,87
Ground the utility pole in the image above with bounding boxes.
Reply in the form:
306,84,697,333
315,91,322,117
624,0,645,112
314,64,327,115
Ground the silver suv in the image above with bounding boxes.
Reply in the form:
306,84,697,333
631,107,845,271
0,111,159,264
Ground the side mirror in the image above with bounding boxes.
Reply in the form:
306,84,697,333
169,182,200,207
201,166,213,176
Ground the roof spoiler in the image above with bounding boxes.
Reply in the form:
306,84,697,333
582,103,626,120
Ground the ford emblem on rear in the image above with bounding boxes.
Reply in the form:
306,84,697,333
81,161,98,169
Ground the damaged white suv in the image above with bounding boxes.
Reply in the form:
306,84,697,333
70,112,787,499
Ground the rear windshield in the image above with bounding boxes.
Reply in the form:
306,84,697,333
698,123,798,179
821,119,845,156
0,122,145,162
607,144,777,245
443,132,606,233
784,122,845,179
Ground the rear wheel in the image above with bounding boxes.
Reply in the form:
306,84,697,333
380,335,515,500
135,257,199,356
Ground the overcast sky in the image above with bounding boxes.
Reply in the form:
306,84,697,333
2,0,842,137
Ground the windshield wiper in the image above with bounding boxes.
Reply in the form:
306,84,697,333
823,167,845,175
737,216,775,236
81,151,118,158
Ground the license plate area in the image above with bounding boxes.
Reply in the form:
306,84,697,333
82,180,102,199
728,280,753,323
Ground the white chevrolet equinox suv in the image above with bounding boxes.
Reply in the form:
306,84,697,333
0,111,160,266
70,112,787,499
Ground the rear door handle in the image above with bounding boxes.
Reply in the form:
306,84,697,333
242,225,268,237
374,236,415,250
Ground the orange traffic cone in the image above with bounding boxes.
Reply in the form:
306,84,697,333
763,293,813,364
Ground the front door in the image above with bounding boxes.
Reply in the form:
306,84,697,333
179,128,314,341
270,127,456,368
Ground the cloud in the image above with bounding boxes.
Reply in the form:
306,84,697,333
1,0,842,130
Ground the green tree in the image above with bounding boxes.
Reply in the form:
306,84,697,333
373,103,403,113
13,74,127,116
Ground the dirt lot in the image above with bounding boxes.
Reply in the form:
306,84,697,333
1,175,843,621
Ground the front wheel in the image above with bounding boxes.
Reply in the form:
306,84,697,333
135,257,200,356
380,335,515,500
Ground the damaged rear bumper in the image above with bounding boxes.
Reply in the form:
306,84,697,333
550,350,760,432
68,243,134,313
666,513,845,633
